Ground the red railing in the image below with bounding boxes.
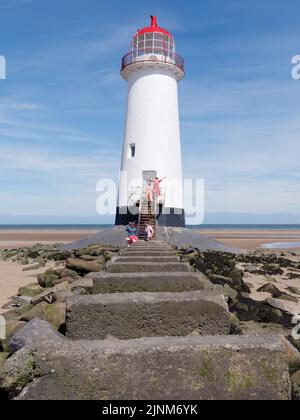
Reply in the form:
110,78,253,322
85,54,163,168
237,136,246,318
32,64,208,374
121,48,184,72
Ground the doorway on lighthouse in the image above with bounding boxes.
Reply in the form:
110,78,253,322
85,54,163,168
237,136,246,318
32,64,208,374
142,170,157,189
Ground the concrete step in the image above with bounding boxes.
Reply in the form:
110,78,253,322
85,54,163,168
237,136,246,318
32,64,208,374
129,246,173,251
112,256,180,263
132,241,167,246
88,272,213,294
11,334,290,400
106,262,191,273
66,290,230,340
120,251,176,257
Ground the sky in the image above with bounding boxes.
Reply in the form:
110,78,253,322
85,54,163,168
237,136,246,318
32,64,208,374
0,0,299,224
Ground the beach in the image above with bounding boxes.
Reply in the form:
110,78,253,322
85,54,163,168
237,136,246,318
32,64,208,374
197,229,300,250
0,229,99,249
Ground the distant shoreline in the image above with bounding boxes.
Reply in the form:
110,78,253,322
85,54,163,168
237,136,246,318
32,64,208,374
0,226,300,250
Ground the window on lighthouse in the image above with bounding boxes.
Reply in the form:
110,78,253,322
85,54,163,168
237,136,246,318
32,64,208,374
127,143,136,159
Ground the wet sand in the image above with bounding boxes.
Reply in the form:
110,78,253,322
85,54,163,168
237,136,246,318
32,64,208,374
197,229,300,250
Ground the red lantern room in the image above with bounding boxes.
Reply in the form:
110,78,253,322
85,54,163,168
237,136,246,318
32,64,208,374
121,16,184,74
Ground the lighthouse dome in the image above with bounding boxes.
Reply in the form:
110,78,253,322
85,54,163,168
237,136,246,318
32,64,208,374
121,15,184,77
132,16,175,56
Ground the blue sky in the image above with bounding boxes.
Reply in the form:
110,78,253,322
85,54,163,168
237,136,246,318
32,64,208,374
0,0,299,224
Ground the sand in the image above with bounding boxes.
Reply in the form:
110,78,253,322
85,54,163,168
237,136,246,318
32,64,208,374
197,229,300,250
0,260,55,314
0,229,98,249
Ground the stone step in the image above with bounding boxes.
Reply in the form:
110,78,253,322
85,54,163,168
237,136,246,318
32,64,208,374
8,334,290,400
120,251,177,257
106,262,191,273
89,272,213,294
112,256,180,263
131,241,168,247
65,290,230,340
129,245,173,251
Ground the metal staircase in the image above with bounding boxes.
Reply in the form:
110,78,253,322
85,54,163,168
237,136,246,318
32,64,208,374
138,194,157,240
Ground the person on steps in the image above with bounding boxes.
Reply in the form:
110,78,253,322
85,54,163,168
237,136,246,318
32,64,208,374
153,176,166,199
126,222,138,247
146,179,154,204
145,224,154,241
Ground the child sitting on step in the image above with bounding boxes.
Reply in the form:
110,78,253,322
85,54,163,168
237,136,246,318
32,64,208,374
126,222,138,247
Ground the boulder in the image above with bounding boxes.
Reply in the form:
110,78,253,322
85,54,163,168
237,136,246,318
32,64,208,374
20,302,66,331
291,370,300,400
37,269,60,288
0,353,9,377
18,283,44,298
60,269,79,281
287,287,300,296
266,297,298,316
0,320,27,352
9,319,67,354
277,335,300,375
257,283,281,296
31,281,70,305
2,335,291,400
22,263,40,272
66,258,104,275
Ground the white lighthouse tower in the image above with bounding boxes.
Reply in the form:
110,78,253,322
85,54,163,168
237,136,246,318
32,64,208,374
115,16,185,228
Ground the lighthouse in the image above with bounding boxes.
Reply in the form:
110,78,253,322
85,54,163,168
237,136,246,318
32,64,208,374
115,16,185,229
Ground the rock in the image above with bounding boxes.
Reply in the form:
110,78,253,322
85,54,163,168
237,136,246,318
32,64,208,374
244,265,260,274
236,321,291,337
195,251,236,278
37,269,60,288
54,286,86,303
22,263,41,272
209,272,250,294
291,370,300,400
277,294,298,303
230,296,292,327
31,281,70,305
262,264,284,276
2,335,291,400
0,320,27,352
60,269,79,281
0,353,9,377
18,283,44,298
181,251,198,264
33,256,46,267
66,258,104,276
277,335,300,375
228,268,250,291
66,291,230,340
266,297,297,316
20,302,66,331
287,287,300,296
9,319,67,354
73,278,94,294
223,284,238,303
257,283,281,297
